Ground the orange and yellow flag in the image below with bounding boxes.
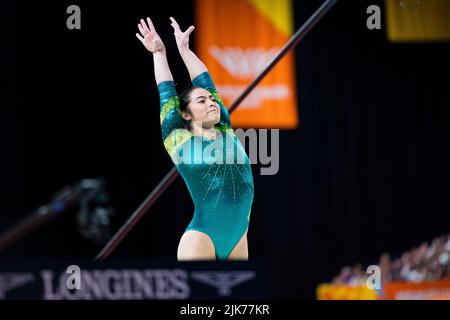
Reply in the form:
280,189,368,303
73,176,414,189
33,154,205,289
194,0,299,129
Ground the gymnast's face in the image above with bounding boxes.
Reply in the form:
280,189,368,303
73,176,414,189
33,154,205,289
182,88,220,128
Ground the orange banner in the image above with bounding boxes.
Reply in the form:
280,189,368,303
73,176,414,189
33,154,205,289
383,280,450,300
316,284,379,300
194,0,299,129
317,280,450,300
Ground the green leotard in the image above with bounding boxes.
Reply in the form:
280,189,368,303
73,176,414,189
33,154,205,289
158,71,254,260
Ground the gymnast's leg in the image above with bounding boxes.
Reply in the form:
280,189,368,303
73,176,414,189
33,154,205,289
177,230,216,261
227,229,249,260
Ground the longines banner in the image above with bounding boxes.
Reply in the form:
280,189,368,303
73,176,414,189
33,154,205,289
194,0,299,129
0,259,263,300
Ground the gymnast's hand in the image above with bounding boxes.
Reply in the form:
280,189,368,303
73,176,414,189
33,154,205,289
136,17,165,53
169,17,195,53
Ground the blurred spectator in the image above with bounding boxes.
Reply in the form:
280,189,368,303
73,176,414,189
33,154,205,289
332,233,450,286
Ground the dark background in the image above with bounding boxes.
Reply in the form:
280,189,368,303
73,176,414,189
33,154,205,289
1,0,449,299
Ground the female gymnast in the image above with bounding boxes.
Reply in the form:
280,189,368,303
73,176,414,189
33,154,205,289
136,17,254,261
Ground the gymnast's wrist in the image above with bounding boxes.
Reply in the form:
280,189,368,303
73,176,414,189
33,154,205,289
178,46,191,56
152,48,167,56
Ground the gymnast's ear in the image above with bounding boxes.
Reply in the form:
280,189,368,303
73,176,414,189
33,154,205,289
181,111,192,121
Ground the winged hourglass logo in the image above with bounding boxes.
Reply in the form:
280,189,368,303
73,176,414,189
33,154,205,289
190,271,256,297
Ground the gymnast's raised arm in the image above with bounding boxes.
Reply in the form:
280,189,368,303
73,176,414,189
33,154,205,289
169,17,207,80
136,17,174,85
169,17,231,128
136,17,187,157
